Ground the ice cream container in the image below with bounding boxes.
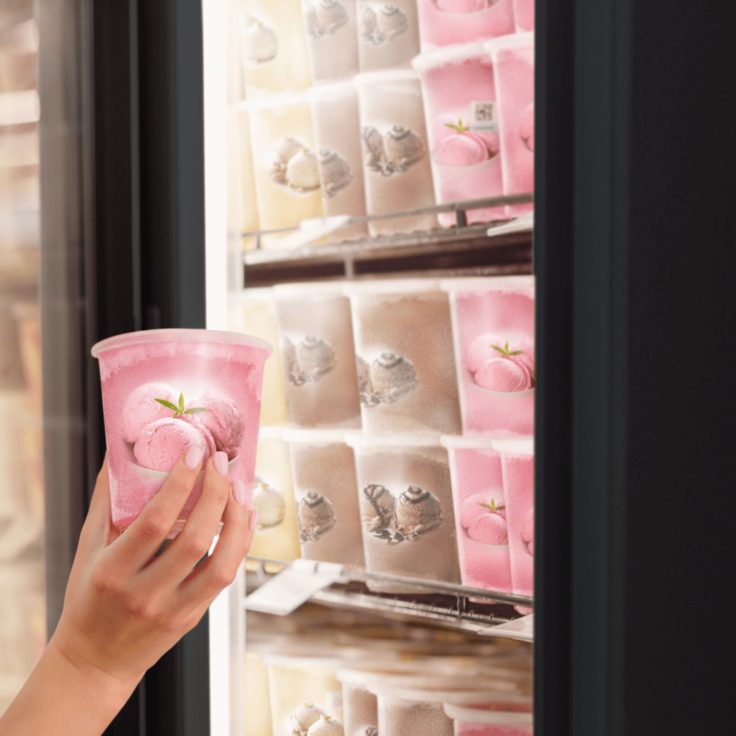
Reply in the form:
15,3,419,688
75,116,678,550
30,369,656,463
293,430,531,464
263,656,344,736
444,701,533,735
246,95,325,249
485,33,534,217
353,70,437,235
357,0,421,72
308,84,370,241
416,0,515,52
337,679,378,736
493,439,534,599
236,108,261,251
229,288,288,426
441,277,535,437
285,429,366,569
512,0,534,33
91,329,271,534
303,0,361,84
345,279,461,435
249,427,302,561
441,436,512,593
240,0,313,99
347,434,461,590
244,653,273,736
273,282,362,429
413,43,506,227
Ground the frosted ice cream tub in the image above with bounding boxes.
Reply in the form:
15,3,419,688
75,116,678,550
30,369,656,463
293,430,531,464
512,0,534,33
286,429,366,569
237,108,261,251
346,279,462,435
441,277,535,437
244,653,273,736
246,95,324,249
444,701,533,736
239,0,313,99
494,439,534,599
357,0,421,72
441,436,512,593
348,435,461,591
413,43,506,227
485,33,534,217
353,71,437,236
416,0,514,52
274,282,362,429
303,0,361,84
308,84,369,242
336,677,378,736
229,287,288,426
249,427,302,562
91,329,272,534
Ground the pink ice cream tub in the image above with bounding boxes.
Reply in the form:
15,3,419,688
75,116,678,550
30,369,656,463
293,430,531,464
416,0,515,53
413,43,507,227
441,436,512,594
512,0,534,33
485,33,534,217
441,276,535,437
92,329,272,535
443,701,533,736
494,439,534,599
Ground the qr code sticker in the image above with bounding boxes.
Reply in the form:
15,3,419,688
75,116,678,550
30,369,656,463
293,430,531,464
469,101,499,132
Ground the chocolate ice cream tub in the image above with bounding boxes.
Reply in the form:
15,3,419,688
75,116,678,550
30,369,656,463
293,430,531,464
285,429,366,569
347,434,461,591
91,329,271,535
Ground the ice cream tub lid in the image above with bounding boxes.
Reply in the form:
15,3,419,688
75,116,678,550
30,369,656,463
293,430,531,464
484,32,535,57
490,438,534,456
366,680,522,704
443,701,533,726
307,82,357,101
439,275,535,293
283,429,360,445
273,281,349,299
440,435,500,450
352,68,421,86
91,328,273,358
343,278,442,296
346,434,443,449
258,425,287,441
261,653,344,669
411,41,492,73
237,92,311,112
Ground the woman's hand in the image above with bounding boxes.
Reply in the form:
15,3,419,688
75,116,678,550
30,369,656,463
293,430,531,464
53,448,258,686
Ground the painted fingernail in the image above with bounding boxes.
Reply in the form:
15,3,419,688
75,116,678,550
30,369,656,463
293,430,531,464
184,445,204,469
233,480,246,506
214,451,229,476
249,510,260,532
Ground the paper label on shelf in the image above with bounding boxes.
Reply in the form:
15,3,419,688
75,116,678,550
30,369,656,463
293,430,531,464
244,560,345,616
469,101,499,132
479,614,534,642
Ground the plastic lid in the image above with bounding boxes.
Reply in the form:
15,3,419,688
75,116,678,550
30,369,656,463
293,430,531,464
490,438,534,455
411,42,490,73
343,278,442,296
283,429,359,445
440,435,499,450
484,32,535,56
353,68,421,86
443,702,533,726
261,653,344,669
346,434,442,449
237,92,310,112
440,275,535,293
307,82,357,101
91,328,273,358
366,681,521,705
258,425,287,441
273,281,349,299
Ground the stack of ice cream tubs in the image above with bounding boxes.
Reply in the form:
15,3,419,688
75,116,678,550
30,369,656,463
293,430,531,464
234,0,536,249
239,274,535,603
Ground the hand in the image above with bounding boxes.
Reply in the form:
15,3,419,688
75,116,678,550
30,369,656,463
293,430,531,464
51,449,258,689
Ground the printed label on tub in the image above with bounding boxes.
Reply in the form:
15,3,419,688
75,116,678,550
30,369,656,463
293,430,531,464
469,101,499,132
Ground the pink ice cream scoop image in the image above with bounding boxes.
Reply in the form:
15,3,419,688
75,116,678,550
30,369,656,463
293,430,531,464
467,332,506,373
121,382,181,443
434,0,489,12
459,493,506,528
520,510,534,556
475,357,533,392
468,512,509,545
187,390,245,460
133,418,213,473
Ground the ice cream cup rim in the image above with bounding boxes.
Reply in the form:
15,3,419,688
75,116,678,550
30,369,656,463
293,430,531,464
443,701,533,725
346,434,443,449
353,68,421,87
307,81,357,100
228,286,275,304
411,41,493,73
440,435,500,450
439,275,535,292
366,680,521,703
490,438,534,455
284,428,360,445
343,277,442,296
236,93,310,112
91,328,273,358
258,425,287,441
484,31,535,58
261,653,345,669
273,281,348,298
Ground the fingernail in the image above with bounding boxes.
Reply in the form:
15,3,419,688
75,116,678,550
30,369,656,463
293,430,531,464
233,480,246,506
249,510,260,532
214,451,229,476
184,445,203,469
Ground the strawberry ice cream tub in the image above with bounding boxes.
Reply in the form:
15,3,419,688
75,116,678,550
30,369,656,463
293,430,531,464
92,329,272,534
416,0,515,53
441,436,512,594
443,701,533,736
494,439,534,599
485,33,534,217
512,0,534,33
413,43,506,227
441,277,534,437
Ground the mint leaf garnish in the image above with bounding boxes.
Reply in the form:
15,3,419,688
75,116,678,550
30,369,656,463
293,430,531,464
490,343,524,358
178,393,185,412
154,393,206,419
443,118,470,133
491,344,506,354
155,399,179,412
478,499,506,513
183,407,208,414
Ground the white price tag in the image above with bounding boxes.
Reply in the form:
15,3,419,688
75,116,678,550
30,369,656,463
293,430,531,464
244,560,345,616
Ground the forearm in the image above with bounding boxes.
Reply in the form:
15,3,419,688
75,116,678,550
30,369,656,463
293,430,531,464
0,637,138,736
